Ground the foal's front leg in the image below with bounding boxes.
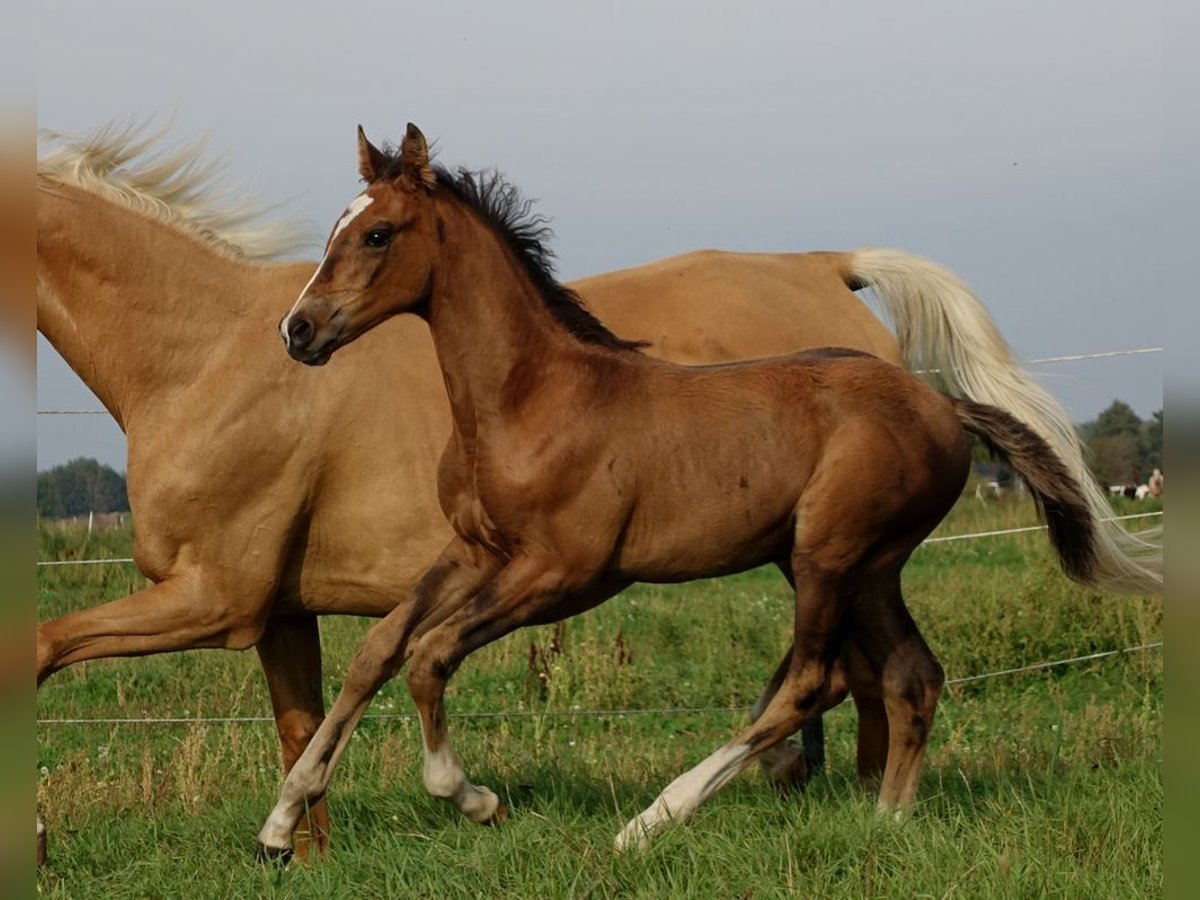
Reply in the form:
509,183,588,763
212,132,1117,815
255,540,500,858
405,555,618,825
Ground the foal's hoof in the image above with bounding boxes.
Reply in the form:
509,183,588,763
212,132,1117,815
254,840,294,866
36,816,46,867
613,818,652,854
484,802,509,826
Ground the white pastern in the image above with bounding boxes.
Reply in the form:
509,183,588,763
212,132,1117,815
257,744,329,851
420,724,502,823
422,741,467,799
614,743,750,851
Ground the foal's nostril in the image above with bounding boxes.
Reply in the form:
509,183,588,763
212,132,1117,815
287,315,315,349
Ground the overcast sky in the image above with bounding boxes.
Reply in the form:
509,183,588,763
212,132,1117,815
37,0,1165,473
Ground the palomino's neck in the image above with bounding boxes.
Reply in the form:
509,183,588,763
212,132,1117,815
424,204,574,437
36,184,273,426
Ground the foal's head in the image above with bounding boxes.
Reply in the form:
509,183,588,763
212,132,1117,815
281,123,439,365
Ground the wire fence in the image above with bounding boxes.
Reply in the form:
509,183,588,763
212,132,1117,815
35,641,1162,727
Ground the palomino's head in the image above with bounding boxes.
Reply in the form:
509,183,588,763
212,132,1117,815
281,123,439,365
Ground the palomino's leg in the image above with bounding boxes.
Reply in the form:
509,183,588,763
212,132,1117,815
749,561,847,788
37,574,274,864
851,578,943,810
255,616,329,859
405,556,618,825
38,575,270,685
255,540,501,857
615,569,847,851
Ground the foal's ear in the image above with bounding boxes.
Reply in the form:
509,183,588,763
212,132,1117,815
357,125,387,183
400,122,436,190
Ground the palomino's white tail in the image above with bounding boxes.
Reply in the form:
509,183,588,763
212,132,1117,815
848,247,1161,595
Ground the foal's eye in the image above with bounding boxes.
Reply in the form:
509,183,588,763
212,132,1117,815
364,228,392,248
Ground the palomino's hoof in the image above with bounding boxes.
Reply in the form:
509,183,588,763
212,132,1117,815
37,817,46,867
254,840,294,865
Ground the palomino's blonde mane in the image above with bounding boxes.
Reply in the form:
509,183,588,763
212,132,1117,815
37,120,313,262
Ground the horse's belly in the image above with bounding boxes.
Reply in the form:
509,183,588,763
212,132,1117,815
615,489,796,582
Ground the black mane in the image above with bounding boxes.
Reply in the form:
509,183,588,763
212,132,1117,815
379,146,645,353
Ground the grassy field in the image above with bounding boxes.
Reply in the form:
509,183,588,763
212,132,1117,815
35,496,1162,898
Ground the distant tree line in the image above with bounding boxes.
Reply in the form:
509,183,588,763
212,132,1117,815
37,458,130,519
1079,401,1162,487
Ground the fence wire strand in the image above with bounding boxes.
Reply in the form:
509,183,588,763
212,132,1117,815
35,641,1161,727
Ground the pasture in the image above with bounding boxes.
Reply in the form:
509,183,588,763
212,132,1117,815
36,496,1162,898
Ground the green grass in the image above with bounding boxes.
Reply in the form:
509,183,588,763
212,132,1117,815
36,497,1163,898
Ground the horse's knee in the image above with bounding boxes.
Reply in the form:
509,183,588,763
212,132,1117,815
405,640,445,701
274,710,322,762
788,661,833,710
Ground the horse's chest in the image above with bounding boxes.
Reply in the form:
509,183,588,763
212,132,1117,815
439,453,524,558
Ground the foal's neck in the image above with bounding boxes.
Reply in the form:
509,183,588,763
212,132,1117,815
424,202,583,437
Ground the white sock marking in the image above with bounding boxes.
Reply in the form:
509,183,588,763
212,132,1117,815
615,743,750,851
419,719,501,823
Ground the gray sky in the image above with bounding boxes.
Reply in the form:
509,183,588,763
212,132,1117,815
37,0,1165,473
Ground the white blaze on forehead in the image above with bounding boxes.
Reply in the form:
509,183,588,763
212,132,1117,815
332,193,375,242
280,192,375,345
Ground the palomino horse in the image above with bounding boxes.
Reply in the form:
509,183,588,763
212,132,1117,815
260,124,1157,854
36,123,1053,861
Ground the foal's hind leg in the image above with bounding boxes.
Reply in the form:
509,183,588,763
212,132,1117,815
749,562,844,789
616,569,848,851
751,643,849,790
846,639,889,787
852,577,944,811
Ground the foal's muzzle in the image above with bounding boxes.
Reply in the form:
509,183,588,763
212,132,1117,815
280,311,335,366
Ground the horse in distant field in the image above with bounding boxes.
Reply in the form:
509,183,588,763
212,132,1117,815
258,124,1161,854
1148,468,1164,498
41,121,1148,863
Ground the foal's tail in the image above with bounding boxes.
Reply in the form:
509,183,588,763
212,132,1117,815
952,398,1099,586
845,248,1161,594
